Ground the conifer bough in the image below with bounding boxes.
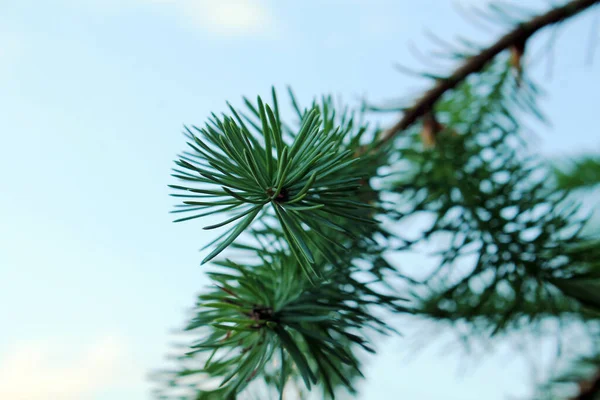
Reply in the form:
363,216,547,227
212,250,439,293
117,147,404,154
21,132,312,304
170,89,380,276
379,0,600,145
159,1,600,399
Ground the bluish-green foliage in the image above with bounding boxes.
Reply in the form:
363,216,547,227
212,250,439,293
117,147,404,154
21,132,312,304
156,2,600,398
157,92,405,399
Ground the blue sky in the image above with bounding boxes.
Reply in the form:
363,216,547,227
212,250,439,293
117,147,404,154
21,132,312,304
0,0,598,399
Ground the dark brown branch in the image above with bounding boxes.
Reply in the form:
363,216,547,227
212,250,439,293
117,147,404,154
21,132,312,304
378,0,600,146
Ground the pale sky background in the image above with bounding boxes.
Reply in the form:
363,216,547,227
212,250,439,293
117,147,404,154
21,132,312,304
0,0,599,399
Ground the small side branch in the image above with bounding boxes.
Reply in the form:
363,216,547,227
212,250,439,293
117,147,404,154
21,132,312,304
378,0,600,146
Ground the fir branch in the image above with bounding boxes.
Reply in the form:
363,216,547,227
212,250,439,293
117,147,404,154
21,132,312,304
159,1,600,399
154,247,406,399
169,91,385,275
390,59,595,335
378,0,600,146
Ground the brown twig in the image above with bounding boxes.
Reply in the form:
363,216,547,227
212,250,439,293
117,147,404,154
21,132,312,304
378,0,600,146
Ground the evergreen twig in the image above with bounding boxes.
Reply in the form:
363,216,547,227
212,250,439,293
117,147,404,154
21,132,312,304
378,0,600,147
